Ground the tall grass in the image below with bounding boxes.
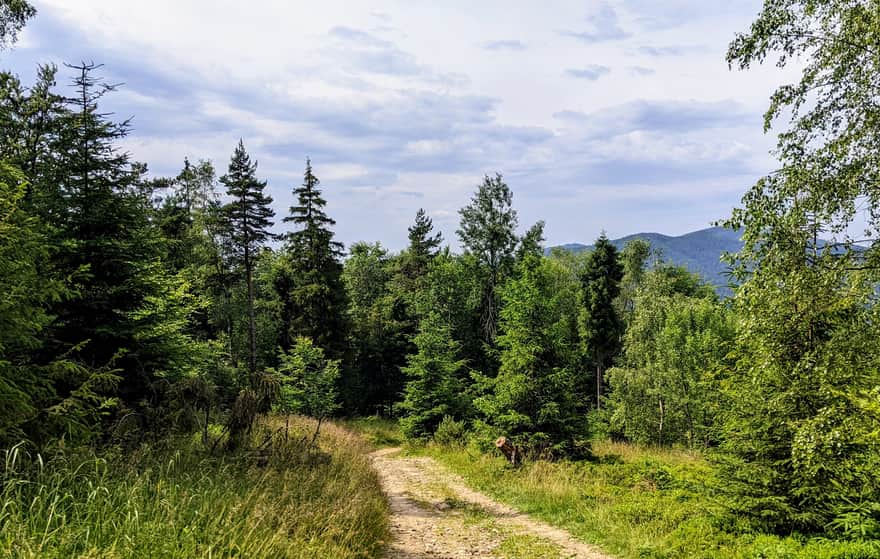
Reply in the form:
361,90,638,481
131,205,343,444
0,418,388,558
420,440,880,559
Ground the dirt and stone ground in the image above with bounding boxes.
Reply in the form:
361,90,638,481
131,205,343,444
369,447,612,559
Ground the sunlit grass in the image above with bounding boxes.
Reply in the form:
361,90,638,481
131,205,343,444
0,417,389,559
340,416,404,448
420,439,880,559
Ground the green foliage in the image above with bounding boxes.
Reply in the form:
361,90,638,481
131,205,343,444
580,233,624,409
343,242,409,415
616,238,651,326
397,312,470,440
411,251,487,376
422,440,880,558
277,159,347,361
718,236,880,532
401,207,442,281
607,264,735,447
219,140,274,373
722,1,880,534
0,163,119,445
433,415,468,446
475,256,586,458
0,0,35,49
515,220,546,262
457,173,519,342
274,337,341,425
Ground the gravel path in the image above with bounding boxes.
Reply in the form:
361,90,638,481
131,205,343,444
369,447,613,559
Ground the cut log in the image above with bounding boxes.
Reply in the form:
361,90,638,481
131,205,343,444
495,436,519,465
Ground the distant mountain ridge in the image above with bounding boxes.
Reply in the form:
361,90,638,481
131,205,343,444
548,227,742,292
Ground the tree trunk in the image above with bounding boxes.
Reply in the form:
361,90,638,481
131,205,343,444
658,397,665,446
495,436,519,465
245,245,257,374
310,416,325,448
203,406,210,446
596,360,604,411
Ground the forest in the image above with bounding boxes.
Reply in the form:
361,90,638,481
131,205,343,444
1,1,879,558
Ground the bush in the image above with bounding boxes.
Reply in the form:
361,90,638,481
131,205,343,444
433,415,467,446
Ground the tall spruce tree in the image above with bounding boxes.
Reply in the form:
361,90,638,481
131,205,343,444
280,159,346,358
475,255,585,457
580,233,624,410
401,208,442,281
220,140,274,373
34,63,199,421
457,173,518,343
397,311,469,440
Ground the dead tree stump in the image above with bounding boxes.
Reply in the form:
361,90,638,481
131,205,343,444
495,436,519,465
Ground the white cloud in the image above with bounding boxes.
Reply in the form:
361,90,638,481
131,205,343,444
11,0,784,249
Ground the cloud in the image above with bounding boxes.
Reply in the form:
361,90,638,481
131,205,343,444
559,2,629,43
636,45,708,57
326,26,424,76
629,66,655,76
564,65,611,81
8,0,774,250
482,40,527,52
553,99,754,139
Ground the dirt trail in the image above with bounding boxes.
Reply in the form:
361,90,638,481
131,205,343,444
369,447,612,559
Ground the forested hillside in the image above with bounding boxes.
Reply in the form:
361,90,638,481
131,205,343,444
2,1,880,558
550,227,744,293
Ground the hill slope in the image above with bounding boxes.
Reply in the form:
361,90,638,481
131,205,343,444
548,227,742,291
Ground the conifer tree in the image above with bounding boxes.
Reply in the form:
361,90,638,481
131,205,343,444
580,233,623,410
397,312,469,440
475,255,585,457
279,159,346,357
220,140,274,373
401,208,442,281
46,64,161,387
0,62,205,438
457,173,518,343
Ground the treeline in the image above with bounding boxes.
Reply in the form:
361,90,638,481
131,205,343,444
0,52,730,453
2,0,880,544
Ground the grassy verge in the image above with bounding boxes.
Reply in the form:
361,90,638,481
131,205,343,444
339,416,404,448
0,417,389,559
415,440,879,559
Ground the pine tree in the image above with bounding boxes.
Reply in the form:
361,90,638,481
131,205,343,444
220,140,274,374
401,208,442,281
475,255,585,457
397,312,469,440
457,173,518,343
580,233,623,410
279,159,346,358
5,62,204,434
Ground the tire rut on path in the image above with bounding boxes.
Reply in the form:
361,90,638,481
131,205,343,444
369,447,613,559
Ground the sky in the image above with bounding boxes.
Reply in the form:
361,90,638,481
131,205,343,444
4,0,796,251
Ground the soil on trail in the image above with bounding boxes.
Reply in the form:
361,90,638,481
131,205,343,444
369,447,612,559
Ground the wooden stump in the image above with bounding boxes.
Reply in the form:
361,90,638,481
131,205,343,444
495,436,519,465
